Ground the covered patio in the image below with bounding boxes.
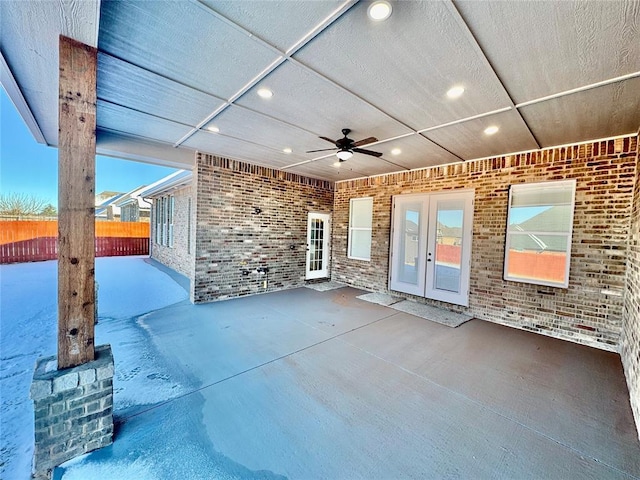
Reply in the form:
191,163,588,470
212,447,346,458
54,263,640,478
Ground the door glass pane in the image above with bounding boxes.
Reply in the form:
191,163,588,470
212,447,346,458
434,201,463,292
311,219,324,271
398,203,421,284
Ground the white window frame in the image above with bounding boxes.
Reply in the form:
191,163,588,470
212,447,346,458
348,197,373,261
504,179,576,288
155,199,162,244
168,196,175,248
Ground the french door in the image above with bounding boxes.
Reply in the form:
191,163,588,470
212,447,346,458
306,212,330,279
389,190,474,306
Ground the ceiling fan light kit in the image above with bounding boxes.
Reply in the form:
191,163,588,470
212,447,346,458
336,150,353,161
306,128,383,162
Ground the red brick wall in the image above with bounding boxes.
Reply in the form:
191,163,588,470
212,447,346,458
622,133,640,439
333,136,638,351
192,154,334,303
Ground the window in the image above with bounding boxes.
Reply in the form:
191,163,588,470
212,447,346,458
154,195,175,247
348,197,373,261
504,180,576,288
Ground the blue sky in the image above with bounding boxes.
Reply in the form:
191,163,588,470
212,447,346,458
1,89,177,206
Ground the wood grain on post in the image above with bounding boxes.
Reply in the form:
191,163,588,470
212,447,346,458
57,35,97,369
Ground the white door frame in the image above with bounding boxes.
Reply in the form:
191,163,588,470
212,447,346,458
306,212,331,280
389,190,474,306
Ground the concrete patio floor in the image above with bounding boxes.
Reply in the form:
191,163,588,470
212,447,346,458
69,284,640,479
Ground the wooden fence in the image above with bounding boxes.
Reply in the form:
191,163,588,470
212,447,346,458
0,220,150,264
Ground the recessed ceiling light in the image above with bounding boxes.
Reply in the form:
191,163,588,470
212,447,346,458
206,125,219,133
446,86,465,99
368,1,392,21
283,148,292,154
391,148,402,156
257,88,273,99
484,125,499,135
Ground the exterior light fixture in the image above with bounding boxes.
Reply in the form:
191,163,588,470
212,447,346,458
368,1,392,21
391,148,402,155
446,85,465,99
484,125,499,135
206,125,219,133
257,88,273,99
336,149,353,161
283,148,292,154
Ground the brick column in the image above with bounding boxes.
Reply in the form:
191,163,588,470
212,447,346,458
30,345,114,479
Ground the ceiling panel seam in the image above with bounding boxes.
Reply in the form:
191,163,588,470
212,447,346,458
515,71,640,108
447,0,541,149
97,51,228,103
172,0,357,148
98,98,198,128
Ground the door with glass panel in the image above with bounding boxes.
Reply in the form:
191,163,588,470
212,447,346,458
389,191,474,306
306,212,330,279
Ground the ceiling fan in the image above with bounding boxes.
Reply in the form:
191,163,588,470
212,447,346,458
306,128,383,161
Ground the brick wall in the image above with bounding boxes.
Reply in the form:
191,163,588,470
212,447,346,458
150,184,194,278
191,154,334,303
333,136,638,351
622,134,640,440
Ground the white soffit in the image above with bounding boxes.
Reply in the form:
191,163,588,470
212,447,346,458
0,0,100,146
294,0,514,130
183,131,298,169
201,0,348,52
97,100,194,144
424,109,539,160
520,77,640,147
235,60,414,142
98,0,280,99
454,0,640,102
97,53,226,127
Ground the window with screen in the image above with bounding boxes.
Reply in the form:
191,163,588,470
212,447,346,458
348,197,373,261
504,180,576,288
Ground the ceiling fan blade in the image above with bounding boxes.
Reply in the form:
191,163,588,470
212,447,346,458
353,147,383,157
353,136,378,147
306,148,338,153
319,136,337,145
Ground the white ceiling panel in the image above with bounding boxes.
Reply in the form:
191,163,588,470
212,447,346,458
206,105,329,157
97,54,225,127
294,0,512,130
287,160,372,182
424,110,539,160
98,101,193,144
98,1,280,99
367,134,462,170
520,78,640,148
200,0,346,52
455,0,640,103
235,60,414,141
0,0,99,145
184,131,298,170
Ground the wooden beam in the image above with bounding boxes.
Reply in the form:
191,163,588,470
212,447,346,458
57,35,97,369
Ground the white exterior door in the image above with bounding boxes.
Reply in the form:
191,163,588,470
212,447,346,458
390,190,474,306
306,212,330,279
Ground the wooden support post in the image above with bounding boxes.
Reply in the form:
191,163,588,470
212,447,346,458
57,35,97,369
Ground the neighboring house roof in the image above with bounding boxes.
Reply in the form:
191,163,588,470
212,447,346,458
114,185,152,209
138,170,192,198
95,192,126,218
509,206,572,252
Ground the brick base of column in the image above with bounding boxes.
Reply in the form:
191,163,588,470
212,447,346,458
30,344,114,479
